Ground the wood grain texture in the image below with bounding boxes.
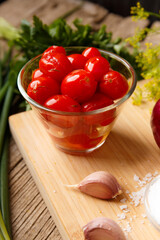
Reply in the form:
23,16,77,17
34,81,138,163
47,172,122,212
9,100,160,240
0,0,159,239
9,139,62,240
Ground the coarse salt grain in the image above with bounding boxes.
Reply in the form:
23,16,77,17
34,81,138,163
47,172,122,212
144,173,152,178
120,205,130,213
120,198,127,203
120,205,128,210
124,209,130,213
153,171,158,176
143,173,153,183
117,213,126,220
123,222,132,233
138,180,146,187
134,174,140,182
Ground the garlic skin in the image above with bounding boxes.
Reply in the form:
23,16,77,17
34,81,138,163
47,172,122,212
78,171,122,199
83,217,126,240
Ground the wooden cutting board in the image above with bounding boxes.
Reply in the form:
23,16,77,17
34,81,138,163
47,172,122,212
9,100,160,240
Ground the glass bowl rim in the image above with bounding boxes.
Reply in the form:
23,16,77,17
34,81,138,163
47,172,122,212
17,47,137,116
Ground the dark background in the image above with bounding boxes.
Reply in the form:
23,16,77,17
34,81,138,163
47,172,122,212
89,0,160,24
0,0,160,21
88,0,160,17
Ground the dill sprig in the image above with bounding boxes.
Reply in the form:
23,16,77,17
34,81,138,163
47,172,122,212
130,2,150,21
127,2,160,105
131,2,160,21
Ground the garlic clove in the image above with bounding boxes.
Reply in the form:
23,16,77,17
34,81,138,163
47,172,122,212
78,171,122,199
83,217,126,240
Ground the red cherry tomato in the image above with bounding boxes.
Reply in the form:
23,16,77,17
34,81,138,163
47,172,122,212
32,68,44,80
44,95,81,112
48,134,90,150
39,53,73,82
43,95,81,128
42,46,66,56
67,134,90,146
85,56,110,81
65,133,103,149
67,54,87,70
27,76,60,105
42,112,79,129
100,70,129,100
82,47,101,59
47,119,104,150
82,93,115,126
61,69,97,103
82,93,113,112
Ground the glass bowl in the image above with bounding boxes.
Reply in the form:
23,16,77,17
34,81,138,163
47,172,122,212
17,47,137,154
144,175,160,231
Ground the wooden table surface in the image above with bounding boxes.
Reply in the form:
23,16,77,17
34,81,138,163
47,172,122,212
0,0,160,239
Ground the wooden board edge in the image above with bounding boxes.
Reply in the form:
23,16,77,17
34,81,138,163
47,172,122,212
9,113,71,240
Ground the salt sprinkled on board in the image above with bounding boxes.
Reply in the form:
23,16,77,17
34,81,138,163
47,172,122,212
133,173,154,187
117,171,159,236
120,205,130,213
129,186,146,206
128,173,157,206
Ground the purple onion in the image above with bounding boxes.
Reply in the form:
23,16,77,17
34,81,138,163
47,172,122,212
151,99,160,148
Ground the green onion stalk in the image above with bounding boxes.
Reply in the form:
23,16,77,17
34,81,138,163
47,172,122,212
0,54,19,240
0,133,12,238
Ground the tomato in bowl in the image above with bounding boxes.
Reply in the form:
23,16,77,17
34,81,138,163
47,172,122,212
18,46,137,154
